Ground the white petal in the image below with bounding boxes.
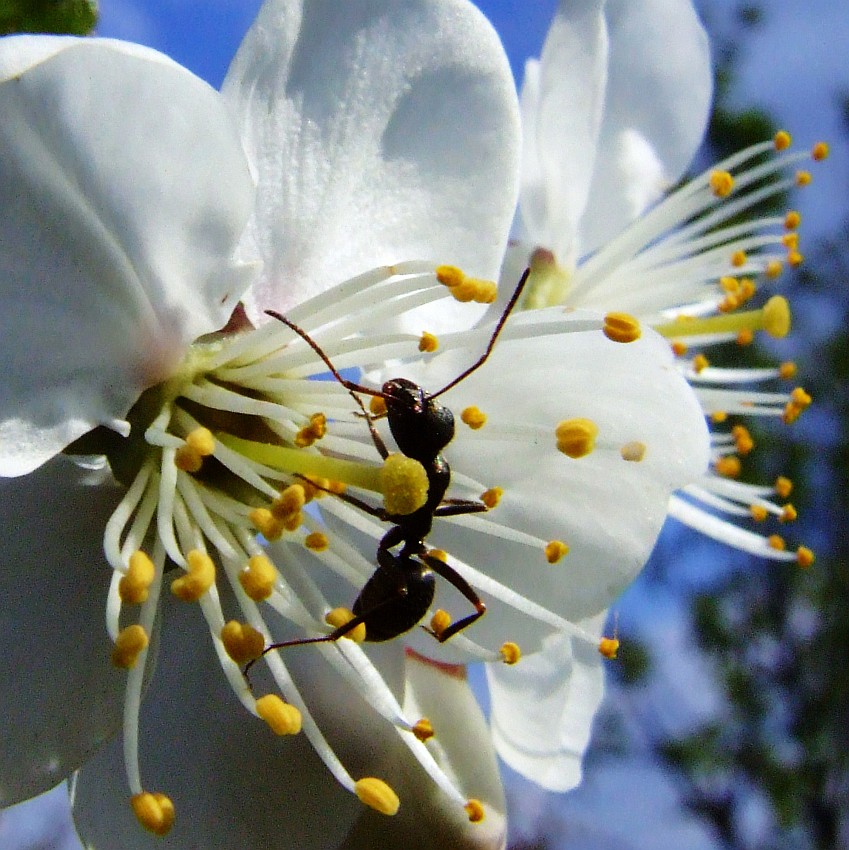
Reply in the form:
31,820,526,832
222,0,520,315
0,37,255,476
486,623,605,792
517,0,609,266
0,457,125,806
340,652,506,850
576,0,712,253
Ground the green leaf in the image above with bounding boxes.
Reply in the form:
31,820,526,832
0,0,98,36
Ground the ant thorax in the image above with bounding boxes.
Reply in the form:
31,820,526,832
383,378,455,463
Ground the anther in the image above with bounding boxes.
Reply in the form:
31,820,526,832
779,361,797,379
461,406,487,430
171,550,216,602
435,265,497,303
692,354,709,373
412,717,435,742
221,620,265,665
736,329,754,346
430,609,451,637
775,476,793,498
812,141,829,161
419,331,439,353
619,441,646,463
249,507,286,541
732,425,754,455
765,260,783,278
500,642,522,665
305,531,330,551
715,456,741,478
787,249,804,267
186,427,215,456
795,170,812,186
131,791,175,836
355,778,400,816
598,637,620,659
603,312,641,343
784,210,801,230
465,799,485,823
731,249,747,267
796,546,815,569
774,130,792,150
671,340,688,356
256,694,303,736
480,487,503,508
174,427,215,471
750,505,768,522
294,412,328,448
709,170,734,197
325,607,367,642
119,551,156,604
380,454,429,515
556,418,599,458
782,232,799,250
238,554,278,601
768,534,786,551
545,540,570,563
711,411,728,423
111,624,149,669
780,504,797,523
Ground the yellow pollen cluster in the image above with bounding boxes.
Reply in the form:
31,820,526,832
545,540,570,563
692,353,709,373
795,170,812,187
555,418,599,458
779,361,797,379
774,130,792,151
171,549,215,602
783,387,812,424
775,477,794,498
355,777,400,816
119,551,156,604
412,717,435,742
797,546,815,569
418,331,439,353
461,405,487,429
369,395,388,417
714,456,741,478
221,620,265,664
249,507,287,541
435,265,497,304
765,259,783,278
111,624,149,669
480,487,503,508
768,534,786,551
271,483,306,529
737,329,754,346
238,554,278,601
131,791,175,836
294,413,327,448
465,799,485,823
174,426,216,472
784,210,801,230
780,504,798,523
620,441,647,462
812,141,830,161
711,411,728,424
305,531,330,551
598,637,620,659
710,170,735,197
732,425,754,456
750,505,768,522
256,694,303,736
500,641,522,665
671,340,688,356
603,312,641,343
430,609,451,637
731,249,747,267
380,453,429,515
325,607,366,642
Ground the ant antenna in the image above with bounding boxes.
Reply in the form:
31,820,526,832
429,267,531,400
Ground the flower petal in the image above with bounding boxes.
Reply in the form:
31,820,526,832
222,0,520,314
0,36,255,475
0,457,125,806
577,0,712,253
486,624,605,791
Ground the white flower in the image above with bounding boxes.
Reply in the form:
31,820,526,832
0,0,709,844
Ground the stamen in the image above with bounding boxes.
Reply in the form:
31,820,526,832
480,487,503,508
797,547,815,568
220,621,265,665
294,413,328,448
709,170,735,197
170,549,216,602
598,637,620,659
238,554,278,601
544,540,570,563
412,718,435,742
435,265,497,303
131,791,175,836
465,799,485,823
499,642,522,665
419,331,439,353
111,625,149,669
354,778,400,816
653,296,791,340
255,694,303,736
305,531,330,551
555,418,599,458
603,312,641,343
430,609,451,637
461,406,487,429
119,551,156,604
775,476,793,498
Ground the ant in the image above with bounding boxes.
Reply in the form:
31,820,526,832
256,267,531,655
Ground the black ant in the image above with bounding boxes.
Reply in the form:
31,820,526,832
255,268,531,656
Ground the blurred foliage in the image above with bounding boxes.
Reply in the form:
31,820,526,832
0,0,97,35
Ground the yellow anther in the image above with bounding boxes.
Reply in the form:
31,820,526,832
720,275,740,293
718,295,738,313
711,410,728,424
598,637,620,659
775,476,793,498
784,210,801,230
249,507,286,541
620,441,647,462
170,549,215,602
461,405,487,430
763,296,791,337
780,504,798,523
787,249,804,267
435,265,496,303
731,249,747,267
380,453,429,516
480,487,503,509
709,170,735,197
765,259,783,278
732,425,754,455
369,395,388,416
779,361,797,380
603,312,641,343
256,694,302,736
739,278,756,302
555,418,599,459
271,484,306,520
750,505,768,522
465,799,485,823
419,331,439,353
428,548,448,563
119,551,156,604
671,340,688,356
791,387,813,407
544,540,570,563
174,443,204,472
812,141,829,161
736,329,754,346
111,624,149,669
430,609,451,637
325,607,366,642
435,264,465,289
294,412,328,447
412,717,435,742
774,130,792,151
239,554,278,601
692,353,709,373
795,169,812,186
500,641,522,665
185,426,214,456
768,534,786,551
220,620,265,664
715,456,741,478
305,531,330,551
782,232,799,250
355,778,400,816
131,792,175,837
796,546,815,569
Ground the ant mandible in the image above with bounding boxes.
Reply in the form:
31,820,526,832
258,267,531,654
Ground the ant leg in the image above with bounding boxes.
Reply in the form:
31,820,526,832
420,553,486,642
294,473,388,521
434,499,489,518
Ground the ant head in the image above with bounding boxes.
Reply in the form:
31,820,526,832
382,378,454,462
